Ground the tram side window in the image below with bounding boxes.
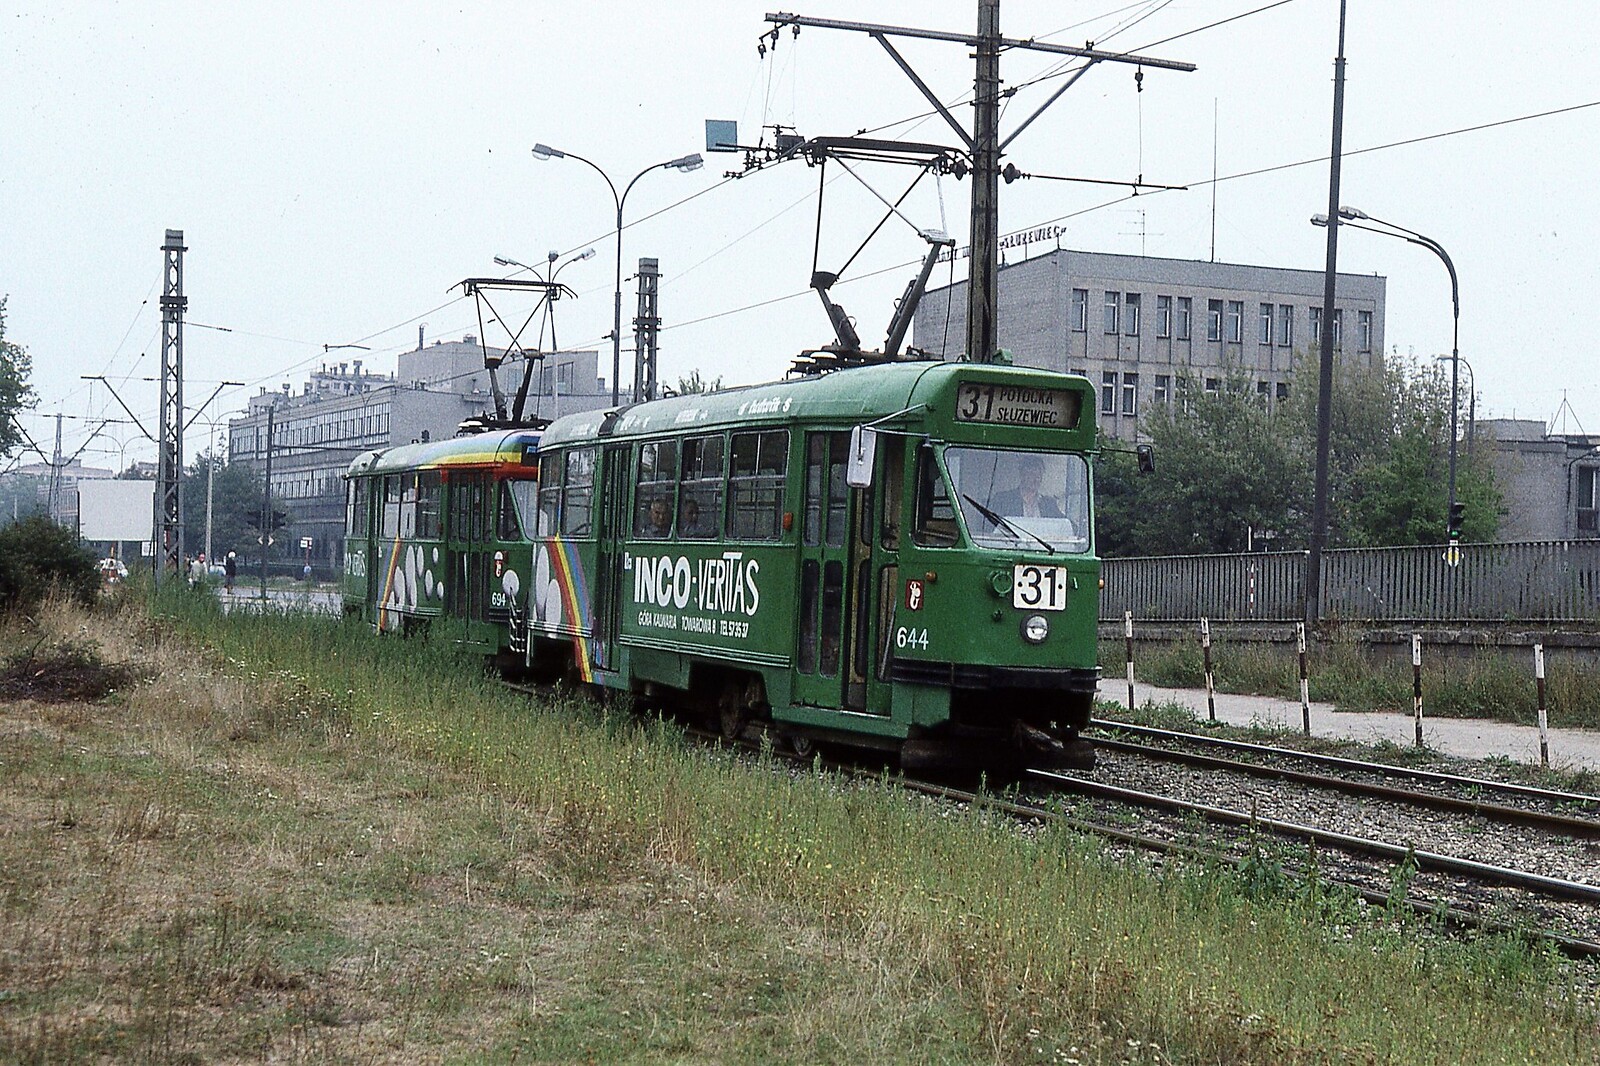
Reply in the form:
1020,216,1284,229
537,456,560,536
911,446,960,547
499,479,535,540
727,430,788,540
679,434,724,540
562,448,596,536
399,475,419,538
381,475,402,538
634,440,678,539
348,479,370,537
416,471,442,538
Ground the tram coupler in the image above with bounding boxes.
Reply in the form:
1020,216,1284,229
1014,721,1095,771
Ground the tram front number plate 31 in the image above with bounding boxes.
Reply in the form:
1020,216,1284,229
1012,564,1068,611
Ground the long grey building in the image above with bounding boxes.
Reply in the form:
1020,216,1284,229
228,336,610,569
913,248,1387,440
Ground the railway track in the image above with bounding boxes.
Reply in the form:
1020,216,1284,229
510,686,1600,959
1088,719,1600,838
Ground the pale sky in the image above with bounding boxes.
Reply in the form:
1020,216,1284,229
5,1,1598,469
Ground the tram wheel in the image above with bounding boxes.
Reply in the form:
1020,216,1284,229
718,682,749,740
790,733,816,760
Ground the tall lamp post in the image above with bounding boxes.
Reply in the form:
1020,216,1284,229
1313,206,1461,537
531,144,704,405
1437,353,1475,463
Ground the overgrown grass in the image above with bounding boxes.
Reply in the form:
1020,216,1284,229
1104,633,1600,729
144,592,1600,1056
4,590,1598,1063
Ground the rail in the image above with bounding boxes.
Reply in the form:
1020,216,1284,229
1100,539,1600,623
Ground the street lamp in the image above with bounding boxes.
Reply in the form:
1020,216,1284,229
531,143,704,404
1313,206,1461,537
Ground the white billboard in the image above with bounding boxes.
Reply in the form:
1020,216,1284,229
77,480,155,542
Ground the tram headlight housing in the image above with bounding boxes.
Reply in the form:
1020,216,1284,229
1021,614,1049,644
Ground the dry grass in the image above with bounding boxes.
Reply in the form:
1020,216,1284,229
0,598,989,1064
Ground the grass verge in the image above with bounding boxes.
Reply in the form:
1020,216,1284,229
1104,634,1600,730
2,592,1597,1063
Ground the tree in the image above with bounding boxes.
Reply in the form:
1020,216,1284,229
0,514,99,610
1096,373,1309,556
675,370,723,395
0,297,37,462
180,451,267,561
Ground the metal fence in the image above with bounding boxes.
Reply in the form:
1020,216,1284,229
1101,540,1600,623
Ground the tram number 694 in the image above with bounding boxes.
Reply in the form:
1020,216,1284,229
1013,564,1068,611
895,626,930,650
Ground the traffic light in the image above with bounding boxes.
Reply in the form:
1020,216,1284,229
1447,501,1465,540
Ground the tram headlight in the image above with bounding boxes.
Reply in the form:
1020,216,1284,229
1021,614,1049,644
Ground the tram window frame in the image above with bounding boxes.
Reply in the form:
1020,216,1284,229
416,470,442,539
634,439,678,539
381,475,402,538
727,430,788,541
879,437,904,550
537,455,560,536
399,474,418,539
561,448,596,537
497,479,525,540
348,478,370,537
678,433,724,540
911,446,960,548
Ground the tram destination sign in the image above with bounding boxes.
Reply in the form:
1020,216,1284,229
954,382,1081,428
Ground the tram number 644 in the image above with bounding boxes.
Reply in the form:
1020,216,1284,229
895,626,930,650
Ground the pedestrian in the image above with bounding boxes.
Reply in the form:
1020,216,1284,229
187,556,203,588
224,551,237,592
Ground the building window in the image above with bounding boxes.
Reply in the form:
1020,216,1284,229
1204,377,1220,396
1156,295,1172,338
1070,288,1088,332
1259,303,1273,345
1257,380,1271,401
1207,299,1223,342
1226,301,1244,343
1121,372,1138,416
1278,304,1294,347
1358,309,1373,351
1154,374,1171,405
1124,293,1140,337
1070,366,1087,377
1310,306,1323,344
1176,297,1192,341
1276,382,1290,401
1334,309,1344,348
1103,292,1120,334
1101,371,1117,415
1578,467,1599,533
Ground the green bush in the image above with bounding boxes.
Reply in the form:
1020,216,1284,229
0,514,100,610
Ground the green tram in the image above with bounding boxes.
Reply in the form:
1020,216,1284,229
342,429,542,665
343,361,1101,769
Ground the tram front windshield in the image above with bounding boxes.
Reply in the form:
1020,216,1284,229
943,446,1090,553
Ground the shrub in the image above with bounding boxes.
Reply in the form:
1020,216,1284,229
0,514,100,610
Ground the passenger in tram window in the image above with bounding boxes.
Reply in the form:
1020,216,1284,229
647,496,673,537
679,495,708,537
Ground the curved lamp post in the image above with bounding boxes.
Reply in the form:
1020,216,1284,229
531,144,704,404
1313,206,1461,535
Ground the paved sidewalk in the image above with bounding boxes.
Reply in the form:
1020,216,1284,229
1114,680,1600,775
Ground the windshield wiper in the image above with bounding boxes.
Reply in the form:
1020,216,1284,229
962,494,1055,555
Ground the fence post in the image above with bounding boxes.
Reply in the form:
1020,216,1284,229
1296,622,1310,736
1535,643,1549,768
1201,617,1216,722
1411,633,1424,747
1124,610,1135,712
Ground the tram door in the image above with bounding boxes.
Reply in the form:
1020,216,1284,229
793,432,886,714
592,444,631,673
446,471,490,623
